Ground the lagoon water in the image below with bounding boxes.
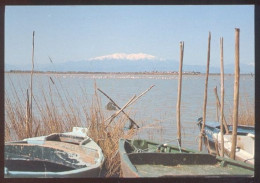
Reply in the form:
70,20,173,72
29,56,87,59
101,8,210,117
5,73,254,151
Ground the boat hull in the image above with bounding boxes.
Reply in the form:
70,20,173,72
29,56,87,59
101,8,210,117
5,127,104,178
119,139,254,177
213,133,254,165
119,139,195,177
196,119,254,155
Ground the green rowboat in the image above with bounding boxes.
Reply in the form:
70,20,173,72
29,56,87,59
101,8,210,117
119,139,254,177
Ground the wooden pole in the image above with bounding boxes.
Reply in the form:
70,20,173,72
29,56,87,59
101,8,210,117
29,31,35,137
104,95,136,128
230,28,240,160
199,32,211,151
97,88,140,128
220,37,224,157
213,87,229,134
214,86,219,122
101,85,155,128
26,89,30,137
127,85,155,106
176,41,184,147
214,139,220,156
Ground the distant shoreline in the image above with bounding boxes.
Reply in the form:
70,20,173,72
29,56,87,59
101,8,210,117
4,70,254,76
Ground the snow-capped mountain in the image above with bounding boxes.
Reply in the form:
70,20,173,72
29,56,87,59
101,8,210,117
5,53,254,74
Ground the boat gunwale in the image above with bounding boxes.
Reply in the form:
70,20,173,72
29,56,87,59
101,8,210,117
5,128,105,178
119,138,254,178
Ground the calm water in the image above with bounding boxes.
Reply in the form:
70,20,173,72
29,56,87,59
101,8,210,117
5,73,254,151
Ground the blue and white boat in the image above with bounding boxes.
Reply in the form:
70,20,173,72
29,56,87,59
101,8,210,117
5,127,105,178
196,117,255,158
213,132,254,165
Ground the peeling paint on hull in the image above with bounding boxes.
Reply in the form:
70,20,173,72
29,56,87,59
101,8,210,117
5,127,105,178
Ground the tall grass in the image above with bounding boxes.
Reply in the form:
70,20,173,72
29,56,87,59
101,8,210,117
4,74,150,177
5,73,254,176
5,77,83,140
227,95,254,126
83,86,139,177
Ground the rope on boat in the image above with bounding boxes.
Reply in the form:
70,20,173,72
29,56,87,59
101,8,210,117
125,140,147,153
125,138,183,154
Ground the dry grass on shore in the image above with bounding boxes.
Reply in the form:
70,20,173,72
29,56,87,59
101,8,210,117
5,73,254,177
5,78,83,141
4,77,143,177
226,95,254,127
83,90,138,177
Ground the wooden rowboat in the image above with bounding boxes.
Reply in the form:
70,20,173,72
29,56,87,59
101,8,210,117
5,127,105,178
196,118,254,155
213,132,254,165
119,139,254,177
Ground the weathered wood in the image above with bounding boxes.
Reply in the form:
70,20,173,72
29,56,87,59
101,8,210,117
127,85,155,106
102,85,155,127
50,77,55,84
230,28,240,160
26,89,30,137
214,87,219,122
176,41,184,147
220,37,224,157
124,85,155,128
199,32,211,151
119,139,254,177
102,85,155,128
213,87,229,134
97,88,140,128
29,31,35,137
214,139,220,156
104,95,136,128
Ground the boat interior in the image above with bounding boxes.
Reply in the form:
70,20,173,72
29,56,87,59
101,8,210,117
127,153,253,177
5,134,99,172
125,139,191,154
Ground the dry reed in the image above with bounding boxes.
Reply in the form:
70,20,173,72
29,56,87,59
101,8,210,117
227,95,254,126
4,75,151,177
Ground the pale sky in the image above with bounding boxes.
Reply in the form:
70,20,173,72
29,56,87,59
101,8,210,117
5,5,254,67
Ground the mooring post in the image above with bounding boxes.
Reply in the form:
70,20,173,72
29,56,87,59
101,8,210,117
213,86,229,134
220,37,225,157
29,31,35,137
26,89,30,137
176,41,184,147
214,87,219,122
199,32,211,151
230,28,240,160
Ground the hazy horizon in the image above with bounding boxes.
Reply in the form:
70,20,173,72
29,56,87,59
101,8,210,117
5,5,254,72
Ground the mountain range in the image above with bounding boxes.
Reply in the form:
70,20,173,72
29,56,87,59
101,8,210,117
5,53,254,74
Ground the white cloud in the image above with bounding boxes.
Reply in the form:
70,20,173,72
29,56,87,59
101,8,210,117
89,53,157,61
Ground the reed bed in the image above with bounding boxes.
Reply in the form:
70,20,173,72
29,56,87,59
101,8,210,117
5,72,254,176
227,95,254,126
5,75,160,177
213,87,254,127
5,77,84,141
83,88,139,177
